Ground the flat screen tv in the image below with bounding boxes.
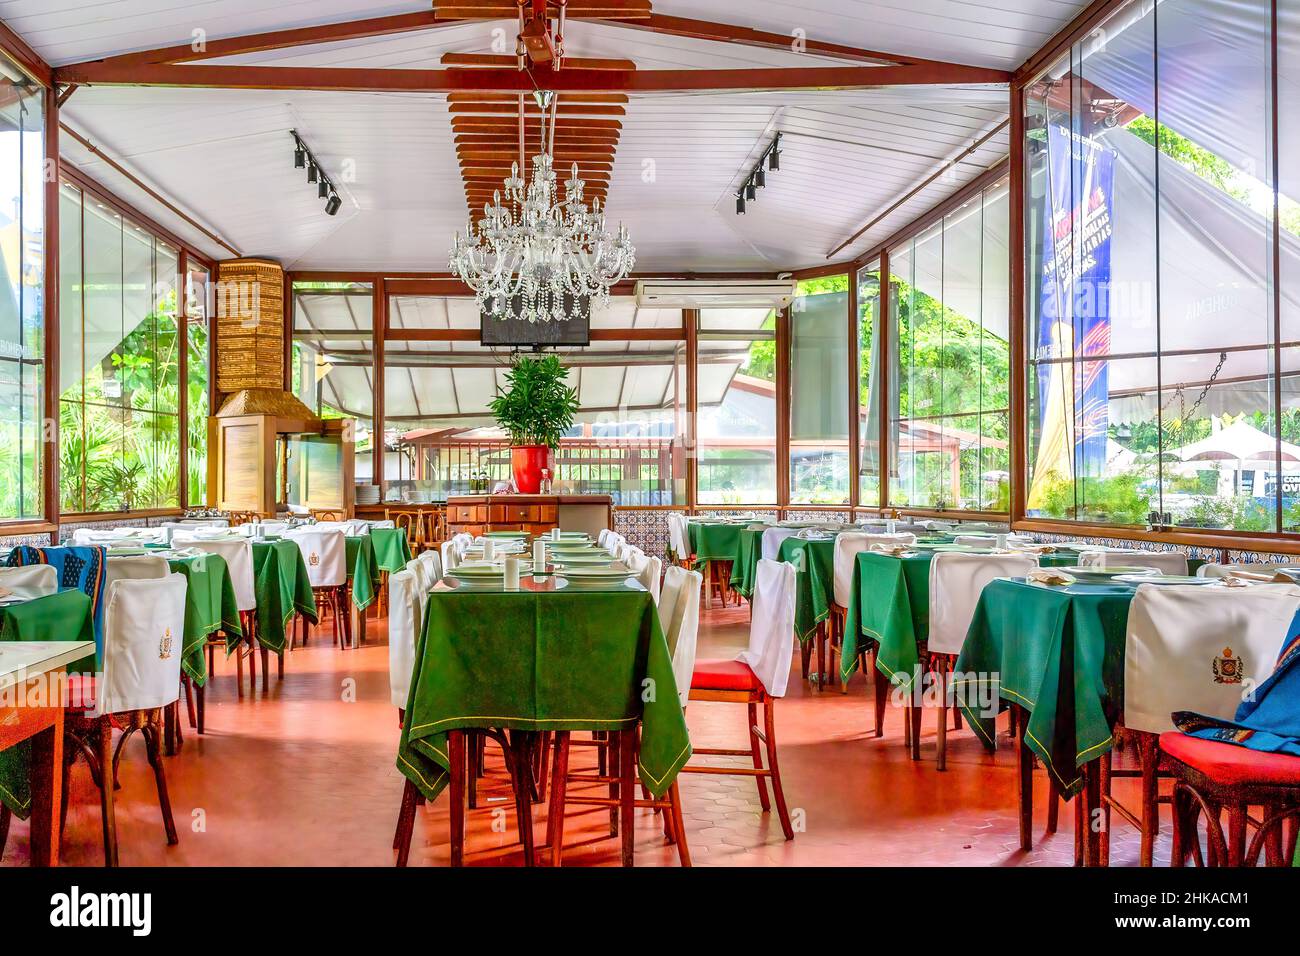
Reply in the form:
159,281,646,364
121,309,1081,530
480,293,591,347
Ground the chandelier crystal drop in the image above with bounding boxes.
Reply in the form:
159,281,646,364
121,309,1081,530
449,95,635,323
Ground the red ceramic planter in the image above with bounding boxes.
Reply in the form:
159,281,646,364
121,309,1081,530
511,444,551,493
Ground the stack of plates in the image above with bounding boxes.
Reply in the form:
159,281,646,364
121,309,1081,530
485,530,529,539
1066,566,1157,581
557,565,632,581
1114,573,1216,586
554,553,616,566
449,562,505,587
355,484,381,506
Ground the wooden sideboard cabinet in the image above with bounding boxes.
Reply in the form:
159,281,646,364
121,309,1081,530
443,494,613,540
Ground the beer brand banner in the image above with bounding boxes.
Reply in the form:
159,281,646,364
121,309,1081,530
1028,123,1116,510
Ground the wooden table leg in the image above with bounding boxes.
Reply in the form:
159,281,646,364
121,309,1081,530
619,728,636,867
448,730,466,867
1014,703,1033,853
1082,759,1102,867
28,713,64,867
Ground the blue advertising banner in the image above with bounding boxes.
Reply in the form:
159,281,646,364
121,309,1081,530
1029,123,1117,509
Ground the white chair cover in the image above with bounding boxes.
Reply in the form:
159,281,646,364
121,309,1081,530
952,534,995,548
760,526,801,561
666,514,689,561
178,518,229,528
0,565,57,600
1078,549,1188,575
1197,562,1300,579
441,533,474,571
284,529,348,589
927,551,1039,656
417,549,443,586
96,574,187,717
598,529,611,547
173,534,257,612
832,532,917,608
388,567,426,710
603,531,625,557
368,519,396,530
658,566,701,708
104,555,170,590
741,559,797,698
1122,582,1300,734
623,548,662,604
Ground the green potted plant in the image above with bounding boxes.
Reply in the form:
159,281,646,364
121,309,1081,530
489,354,579,494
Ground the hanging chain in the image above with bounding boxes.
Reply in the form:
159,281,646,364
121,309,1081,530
1161,350,1227,422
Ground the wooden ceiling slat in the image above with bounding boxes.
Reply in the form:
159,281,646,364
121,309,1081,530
451,117,623,130
434,1,651,20
447,92,629,105
448,103,627,117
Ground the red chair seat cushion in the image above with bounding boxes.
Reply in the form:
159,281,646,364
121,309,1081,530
691,658,761,692
1160,732,1300,788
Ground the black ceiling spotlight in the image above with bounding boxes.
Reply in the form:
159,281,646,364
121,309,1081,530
289,129,346,218
733,132,782,215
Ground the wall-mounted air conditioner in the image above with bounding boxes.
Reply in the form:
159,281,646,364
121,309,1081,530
634,279,797,309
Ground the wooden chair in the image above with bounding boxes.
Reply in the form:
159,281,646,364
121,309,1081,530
682,559,794,841
61,574,187,866
387,508,430,554
1164,732,1300,867
226,510,259,527
309,508,346,523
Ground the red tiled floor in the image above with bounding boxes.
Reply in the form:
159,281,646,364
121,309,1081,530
0,601,1160,866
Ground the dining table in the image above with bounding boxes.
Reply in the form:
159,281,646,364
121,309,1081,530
160,550,243,683
0,589,95,864
397,573,691,863
726,526,767,600
369,527,413,574
249,540,317,655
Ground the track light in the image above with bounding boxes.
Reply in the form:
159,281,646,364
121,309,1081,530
745,181,756,201
736,195,746,215
289,131,346,218
734,132,781,214
755,168,766,188
768,148,780,171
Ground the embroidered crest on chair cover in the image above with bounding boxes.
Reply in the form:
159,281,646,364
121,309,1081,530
159,627,174,660
310,552,320,566
1213,646,1243,684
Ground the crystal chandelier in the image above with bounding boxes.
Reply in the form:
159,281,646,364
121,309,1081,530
449,91,635,323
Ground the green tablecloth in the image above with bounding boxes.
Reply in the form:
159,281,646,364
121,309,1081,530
0,590,94,819
370,528,413,574
345,535,382,611
250,540,317,655
956,578,1135,795
398,586,691,801
727,527,767,598
777,536,837,642
166,553,243,685
687,522,742,562
841,548,1080,686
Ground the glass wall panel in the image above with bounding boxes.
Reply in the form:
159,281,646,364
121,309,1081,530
1025,0,1288,532
890,181,1010,511
382,296,686,505
0,57,44,521
790,275,849,504
292,282,374,482
697,308,777,505
59,186,183,512
857,264,882,507
186,263,210,506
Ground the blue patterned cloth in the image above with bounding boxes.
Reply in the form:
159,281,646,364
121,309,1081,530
4,545,107,661
1174,630,1300,758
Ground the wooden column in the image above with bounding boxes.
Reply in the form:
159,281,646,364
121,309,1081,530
847,266,860,509
42,84,60,538
775,305,791,512
878,249,892,515
177,249,189,509
373,277,387,494
684,308,698,513
1008,83,1027,526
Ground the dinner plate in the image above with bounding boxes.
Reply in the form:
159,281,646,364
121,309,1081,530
1114,574,1218,586
1066,566,1159,579
557,566,632,579
545,543,605,554
484,530,529,538
106,547,151,556
554,554,616,565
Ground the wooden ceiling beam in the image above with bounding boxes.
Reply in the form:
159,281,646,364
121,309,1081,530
53,62,1011,91
447,91,629,104
449,102,627,116
442,53,637,71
